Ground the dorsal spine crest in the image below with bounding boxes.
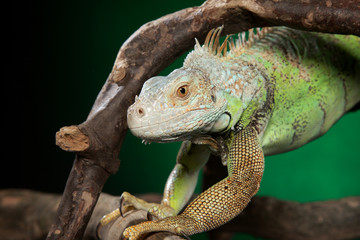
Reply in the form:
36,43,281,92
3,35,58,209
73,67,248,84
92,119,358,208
191,26,271,60
194,26,230,57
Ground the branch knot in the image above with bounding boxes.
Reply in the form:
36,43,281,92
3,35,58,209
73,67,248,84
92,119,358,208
56,125,90,152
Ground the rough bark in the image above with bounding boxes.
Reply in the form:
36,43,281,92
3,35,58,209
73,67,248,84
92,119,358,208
1,189,359,240
47,0,360,239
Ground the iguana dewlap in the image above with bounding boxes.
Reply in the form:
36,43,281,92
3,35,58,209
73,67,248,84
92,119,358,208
103,27,360,239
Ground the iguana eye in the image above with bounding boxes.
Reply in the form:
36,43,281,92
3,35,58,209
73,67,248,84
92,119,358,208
176,85,189,98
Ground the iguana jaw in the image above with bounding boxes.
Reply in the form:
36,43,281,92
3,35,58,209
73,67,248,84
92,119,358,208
127,105,230,143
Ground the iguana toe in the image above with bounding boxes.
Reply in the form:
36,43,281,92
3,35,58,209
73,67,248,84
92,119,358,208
123,217,189,240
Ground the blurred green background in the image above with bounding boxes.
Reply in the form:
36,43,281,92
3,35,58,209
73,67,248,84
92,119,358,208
7,0,360,239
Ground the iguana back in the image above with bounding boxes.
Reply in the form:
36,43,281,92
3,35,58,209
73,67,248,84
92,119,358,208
237,28,360,155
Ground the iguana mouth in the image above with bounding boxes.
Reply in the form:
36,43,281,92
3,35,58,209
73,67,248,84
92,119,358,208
128,107,211,129
127,106,232,142
127,109,212,142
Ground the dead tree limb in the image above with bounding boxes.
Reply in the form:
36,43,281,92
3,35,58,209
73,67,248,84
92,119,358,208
2,189,359,240
47,0,360,239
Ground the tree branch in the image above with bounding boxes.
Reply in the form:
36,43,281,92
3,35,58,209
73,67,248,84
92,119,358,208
2,189,359,240
48,0,360,239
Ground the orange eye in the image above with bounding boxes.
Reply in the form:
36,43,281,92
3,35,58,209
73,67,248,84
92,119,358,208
176,85,189,98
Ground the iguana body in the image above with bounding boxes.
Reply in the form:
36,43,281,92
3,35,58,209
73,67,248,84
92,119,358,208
102,27,360,239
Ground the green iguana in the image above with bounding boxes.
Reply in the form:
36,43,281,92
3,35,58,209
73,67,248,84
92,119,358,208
100,26,360,239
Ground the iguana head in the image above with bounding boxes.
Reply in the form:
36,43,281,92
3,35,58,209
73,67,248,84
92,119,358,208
127,67,229,143
127,26,266,143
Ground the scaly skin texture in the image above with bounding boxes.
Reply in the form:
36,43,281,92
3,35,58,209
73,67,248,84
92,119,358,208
123,125,264,239
101,27,360,239
249,29,360,154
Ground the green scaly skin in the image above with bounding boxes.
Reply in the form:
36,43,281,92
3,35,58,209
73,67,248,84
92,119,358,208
101,27,360,239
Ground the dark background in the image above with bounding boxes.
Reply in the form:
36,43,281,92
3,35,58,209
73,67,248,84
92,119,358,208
7,1,360,239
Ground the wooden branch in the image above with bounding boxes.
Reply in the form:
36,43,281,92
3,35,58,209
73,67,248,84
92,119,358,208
222,196,360,240
0,190,60,240
49,0,360,239
2,189,359,240
56,126,89,152
95,210,184,240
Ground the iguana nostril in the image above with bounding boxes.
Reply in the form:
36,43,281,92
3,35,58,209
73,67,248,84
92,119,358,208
137,107,145,117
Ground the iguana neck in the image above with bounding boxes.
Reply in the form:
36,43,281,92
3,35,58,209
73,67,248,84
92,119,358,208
183,41,273,134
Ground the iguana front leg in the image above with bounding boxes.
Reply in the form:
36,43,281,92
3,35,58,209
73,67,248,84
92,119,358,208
160,141,211,217
123,125,264,239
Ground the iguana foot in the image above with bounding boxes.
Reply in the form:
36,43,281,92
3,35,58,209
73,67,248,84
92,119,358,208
119,192,174,220
100,192,175,229
123,215,194,240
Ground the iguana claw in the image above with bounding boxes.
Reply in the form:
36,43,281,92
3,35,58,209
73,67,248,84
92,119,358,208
119,193,125,217
119,192,174,221
119,192,156,217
